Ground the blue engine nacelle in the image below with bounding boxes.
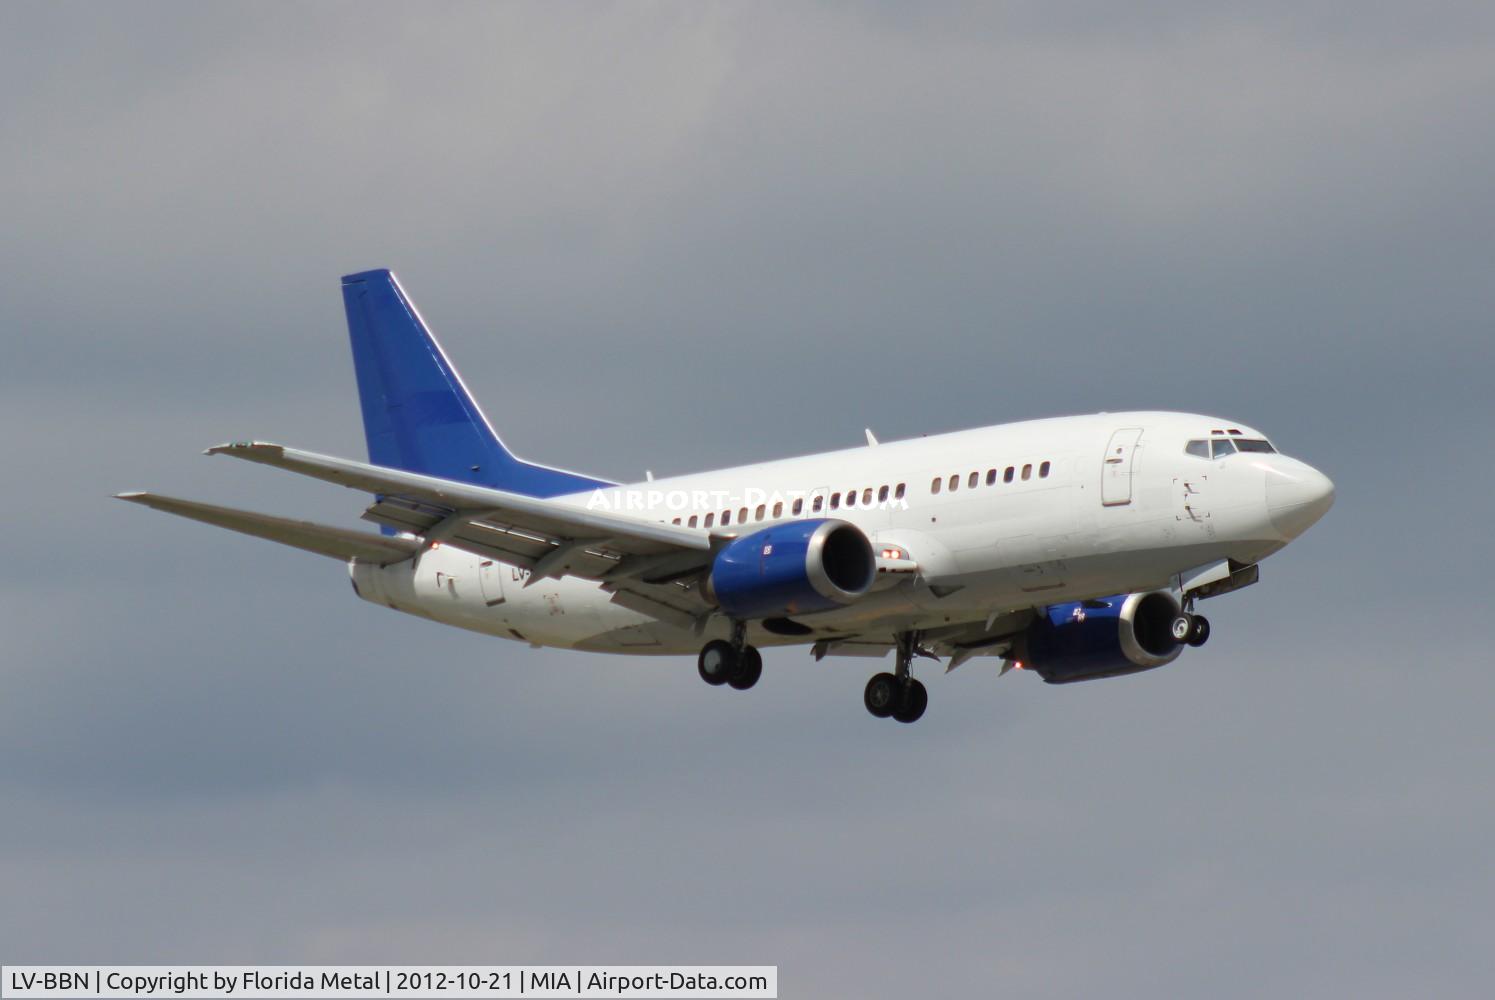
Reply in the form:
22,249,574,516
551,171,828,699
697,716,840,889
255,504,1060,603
707,519,876,619
1013,591,1183,684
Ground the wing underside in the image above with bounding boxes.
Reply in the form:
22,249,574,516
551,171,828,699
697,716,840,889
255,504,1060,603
811,609,1034,670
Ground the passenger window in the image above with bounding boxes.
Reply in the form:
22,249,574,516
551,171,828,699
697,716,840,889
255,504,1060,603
845,490,857,508
672,517,681,525
830,493,841,509
755,504,765,520
1211,439,1237,458
895,483,906,499
1039,461,1050,478
1022,463,1032,481
704,513,714,528
948,475,959,492
931,477,942,495
739,507,748,523
792,498,804,515
986,469,996,485
688,515,698,528
721,510,731,526
1004,466,1015,483
968,471,978,489
1185,440,1210,459
772,501,782,518
812,495,824,513
862,488,873,505
878,485,889,503
1235,439,1277,454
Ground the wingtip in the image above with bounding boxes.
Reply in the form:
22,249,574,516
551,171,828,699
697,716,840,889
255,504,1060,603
205,440,279,457
114,491,146,501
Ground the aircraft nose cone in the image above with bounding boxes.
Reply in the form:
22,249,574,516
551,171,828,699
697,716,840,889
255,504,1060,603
1266,461,1335,538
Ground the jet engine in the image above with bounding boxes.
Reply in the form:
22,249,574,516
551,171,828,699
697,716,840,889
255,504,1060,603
707,519,875,619
1012,591,1183,683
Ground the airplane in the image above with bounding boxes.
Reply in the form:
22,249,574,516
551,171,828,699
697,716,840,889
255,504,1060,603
118,269,1335,724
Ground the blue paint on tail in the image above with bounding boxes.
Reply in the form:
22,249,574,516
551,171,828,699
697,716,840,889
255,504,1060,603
341,269,613,497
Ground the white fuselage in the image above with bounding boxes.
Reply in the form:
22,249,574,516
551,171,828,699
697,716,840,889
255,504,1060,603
348,411,1332,656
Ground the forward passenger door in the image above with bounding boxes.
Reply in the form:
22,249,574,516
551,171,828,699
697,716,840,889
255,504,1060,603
1101,428,1144,506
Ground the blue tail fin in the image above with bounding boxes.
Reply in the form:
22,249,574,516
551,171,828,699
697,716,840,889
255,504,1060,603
341,269,612,497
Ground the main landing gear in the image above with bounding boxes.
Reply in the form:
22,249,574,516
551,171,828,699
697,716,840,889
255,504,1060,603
697,621,762,691
1170,609,1211,648
864,632,929,724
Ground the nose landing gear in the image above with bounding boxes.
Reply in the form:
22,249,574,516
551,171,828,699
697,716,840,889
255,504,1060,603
864,632,930,724
697,621,763,691
1170,610,1212,648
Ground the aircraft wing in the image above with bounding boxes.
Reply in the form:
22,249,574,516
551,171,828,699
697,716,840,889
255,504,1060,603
115,492,422,565
206,442,719,618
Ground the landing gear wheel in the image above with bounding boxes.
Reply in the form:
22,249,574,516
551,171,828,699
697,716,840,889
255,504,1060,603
1187,615,1211,647
864,672,900,718
728,645,763,690
697,639,737,686
1171,614,1194,643
892,679,928,724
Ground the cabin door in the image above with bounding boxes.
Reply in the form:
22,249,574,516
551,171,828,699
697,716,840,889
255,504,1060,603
1101,428,1144,506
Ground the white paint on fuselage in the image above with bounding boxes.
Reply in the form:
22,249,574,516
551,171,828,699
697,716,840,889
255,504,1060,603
348,411,1333,656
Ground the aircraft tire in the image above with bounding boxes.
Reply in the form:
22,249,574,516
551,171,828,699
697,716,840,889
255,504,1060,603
893,679,928,724
864,672,900,718
698,639,737,686
1187,615,1211,647
728,646,763,690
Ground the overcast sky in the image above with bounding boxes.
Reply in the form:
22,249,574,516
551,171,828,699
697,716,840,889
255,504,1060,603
3,2,1493,996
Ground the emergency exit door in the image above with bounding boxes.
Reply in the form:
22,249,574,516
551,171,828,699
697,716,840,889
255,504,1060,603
479,559,506,606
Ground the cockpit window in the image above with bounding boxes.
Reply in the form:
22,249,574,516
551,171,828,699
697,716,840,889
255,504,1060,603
1234,439,1277,454
1185,440,1210,459
1211,439,1237,458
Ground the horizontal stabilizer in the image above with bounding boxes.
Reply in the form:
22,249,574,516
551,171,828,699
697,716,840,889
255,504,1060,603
115,492,420,565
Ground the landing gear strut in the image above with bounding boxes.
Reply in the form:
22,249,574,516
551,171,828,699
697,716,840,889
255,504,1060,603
864,631,929,724
697,620,762,690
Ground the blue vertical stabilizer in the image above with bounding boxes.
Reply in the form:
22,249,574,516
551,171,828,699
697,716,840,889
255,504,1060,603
341,269,612,497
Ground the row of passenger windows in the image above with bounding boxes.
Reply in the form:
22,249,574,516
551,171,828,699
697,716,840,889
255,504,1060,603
1185,438,1276,459
670,482,909,530
930,460,1051,495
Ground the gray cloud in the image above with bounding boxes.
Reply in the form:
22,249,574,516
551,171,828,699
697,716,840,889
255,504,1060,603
2,2,1492,995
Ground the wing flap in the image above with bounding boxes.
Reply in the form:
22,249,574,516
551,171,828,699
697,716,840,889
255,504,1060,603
604,584,705,631
116,493,420,565
811,639,895,659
